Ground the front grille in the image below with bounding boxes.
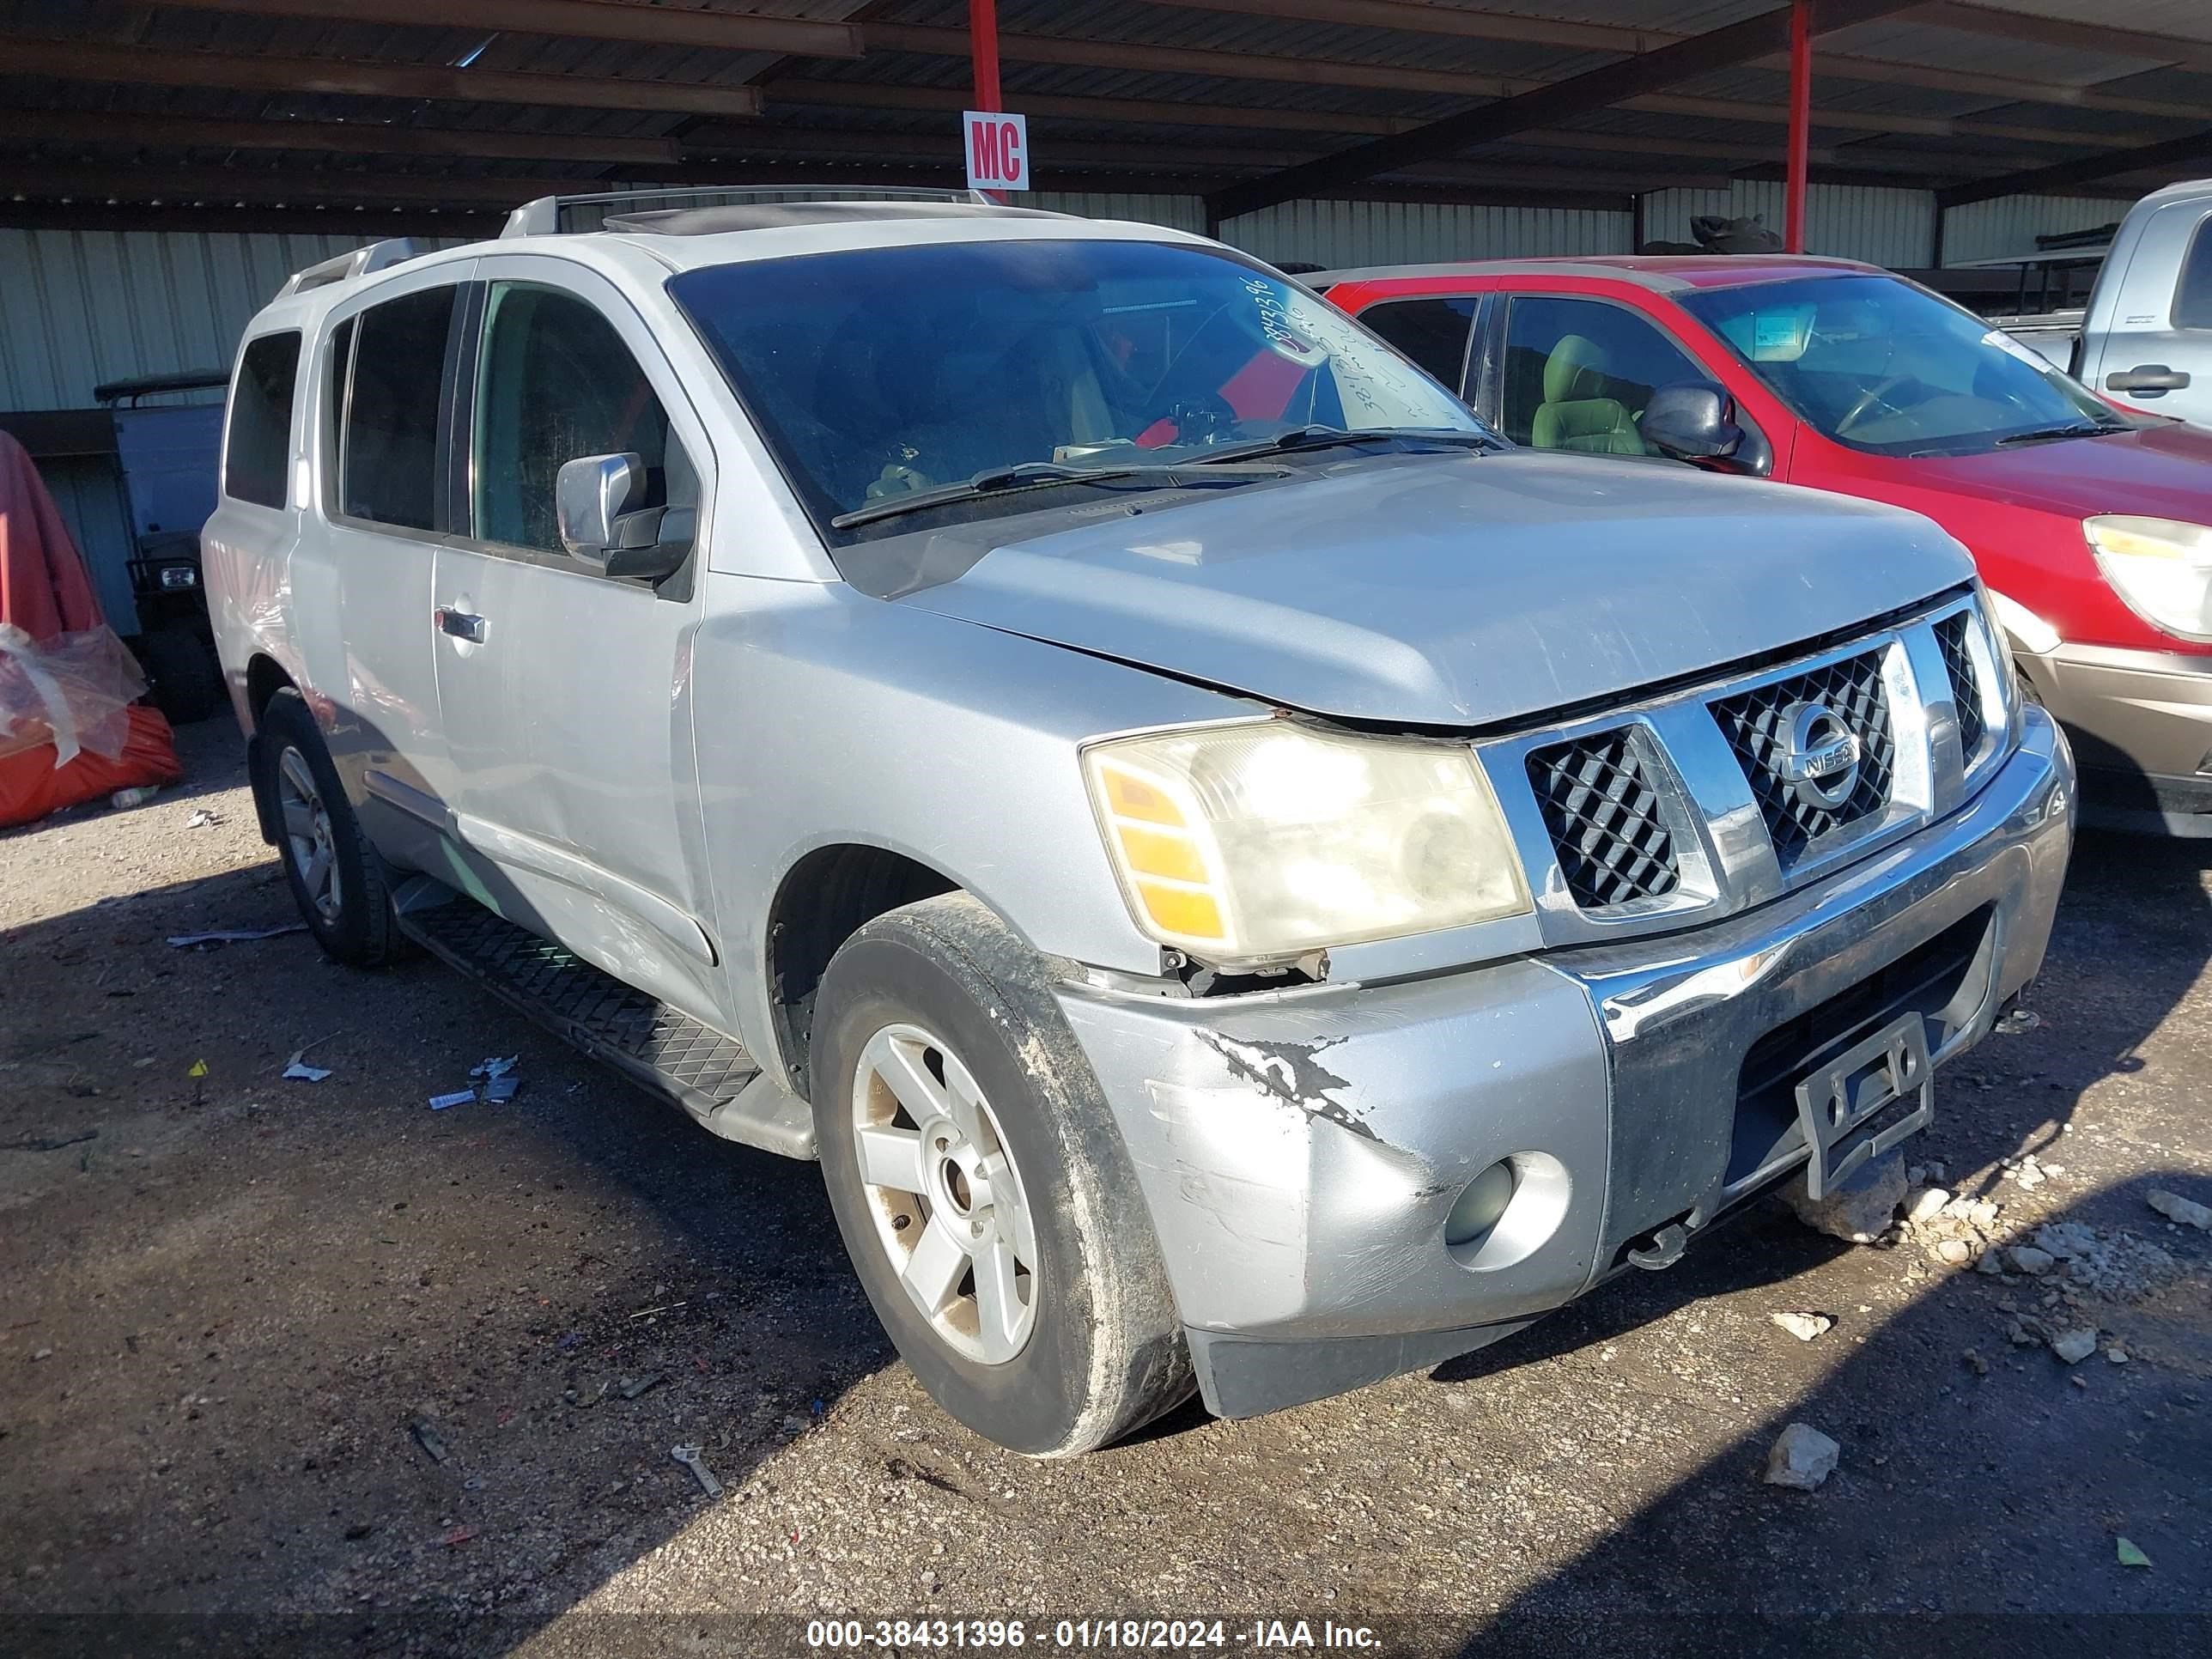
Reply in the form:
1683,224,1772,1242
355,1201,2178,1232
1527,729,1680,908
1711,650,1895,866
1933,612,1986,756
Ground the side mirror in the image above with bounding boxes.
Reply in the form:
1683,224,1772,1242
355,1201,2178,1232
1642,380,1771,476
556,452,691,582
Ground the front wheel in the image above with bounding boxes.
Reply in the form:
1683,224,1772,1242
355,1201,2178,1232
811,893,1193,1455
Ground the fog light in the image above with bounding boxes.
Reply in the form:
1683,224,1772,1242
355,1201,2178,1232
1443,1160,1518,1248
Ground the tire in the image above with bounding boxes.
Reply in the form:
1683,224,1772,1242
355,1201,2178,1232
139,627,224,725
256,689,400,967
811,892,1193,1455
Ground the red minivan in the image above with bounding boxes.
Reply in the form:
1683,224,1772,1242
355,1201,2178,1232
1321,256,2212,835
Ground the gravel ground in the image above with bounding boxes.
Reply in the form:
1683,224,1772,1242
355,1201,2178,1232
3,720,2209,1657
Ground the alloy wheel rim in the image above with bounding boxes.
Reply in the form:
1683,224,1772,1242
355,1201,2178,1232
849,1022,1038,1365
276,746,342,922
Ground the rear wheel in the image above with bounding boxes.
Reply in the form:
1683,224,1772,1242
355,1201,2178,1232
257,689,399,966
811,892,1193,1455
138,627,223,725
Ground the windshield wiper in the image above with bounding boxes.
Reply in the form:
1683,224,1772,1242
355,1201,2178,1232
1993,419,2122,446
829,459,1289,529
1193,424,1504,465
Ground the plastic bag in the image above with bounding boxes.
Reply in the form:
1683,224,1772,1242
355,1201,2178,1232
0,623,148,767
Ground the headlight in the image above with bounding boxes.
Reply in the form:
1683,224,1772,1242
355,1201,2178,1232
1083,720,1532,966
2084,516,2212,642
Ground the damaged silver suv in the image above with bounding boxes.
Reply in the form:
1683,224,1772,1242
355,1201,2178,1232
204,189,2073,1455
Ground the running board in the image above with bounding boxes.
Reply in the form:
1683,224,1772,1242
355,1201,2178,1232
392,878,815,1159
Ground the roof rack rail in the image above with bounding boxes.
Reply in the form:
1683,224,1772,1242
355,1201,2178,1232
500,185,989,239
277,237,421,301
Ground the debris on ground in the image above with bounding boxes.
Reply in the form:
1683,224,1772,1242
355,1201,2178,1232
109,786,161,809
1770,1311,1832,1342
409,1416,451,1464
1784,1150,1906,1244
428,1091,475,1111
1905,1187,1952,1225
672,1443,722,1498
1963,1347,1989,1376
1993,1006,2042,1035
185,809,221,829
2009,1244,2057,1276
2148,1188,2211,1231
2050,1328,2100,1364
166,923,307,948
2117,1538,2153,1569
1764,1422,1840,1491
2029,1223,2177,1299
281,1047,333,1083
618,1373,669,1401
441,1524,479,1548
3,1127,98,1153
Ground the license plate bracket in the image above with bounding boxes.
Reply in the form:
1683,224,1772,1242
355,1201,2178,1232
1792,1012,1933,1200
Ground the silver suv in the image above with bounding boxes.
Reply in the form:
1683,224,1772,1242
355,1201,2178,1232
204,189,2075,1455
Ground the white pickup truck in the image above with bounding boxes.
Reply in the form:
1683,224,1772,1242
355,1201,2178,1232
2072,178,2212,423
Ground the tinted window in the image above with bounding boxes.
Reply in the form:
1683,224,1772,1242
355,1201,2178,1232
1358,297,1476,392
339,286,456,530
1499,295,1703,453
224,331,301,508
471,283,681,553
668,240,1482,539
2173,214,2212,329
1678,273,2119,456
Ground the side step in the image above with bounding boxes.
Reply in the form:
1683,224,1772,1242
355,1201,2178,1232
392,879,815,1159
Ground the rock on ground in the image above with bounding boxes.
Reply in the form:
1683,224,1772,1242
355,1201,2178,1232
2148,1189,2212,1231
1765,1423,1841,1491
1784,1151,1906,1244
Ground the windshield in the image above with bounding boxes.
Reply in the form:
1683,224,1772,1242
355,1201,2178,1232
1676,273,2121,456
669,238,1485,537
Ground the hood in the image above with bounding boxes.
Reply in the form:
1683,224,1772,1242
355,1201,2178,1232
896,450,1972,726
1901,421,2212,520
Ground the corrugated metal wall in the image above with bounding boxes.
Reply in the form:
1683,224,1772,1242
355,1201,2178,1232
1217,198,1632,270
1641,181,1936,268
0,227,390,410
1938,194,2137,264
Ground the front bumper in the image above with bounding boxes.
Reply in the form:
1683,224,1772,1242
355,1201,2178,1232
1054,708,2074,1419
2016,640,2212,833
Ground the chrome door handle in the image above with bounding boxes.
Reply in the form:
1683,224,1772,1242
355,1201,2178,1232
434,607,486,642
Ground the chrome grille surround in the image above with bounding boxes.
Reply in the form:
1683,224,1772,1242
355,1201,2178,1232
1476,589,2011,951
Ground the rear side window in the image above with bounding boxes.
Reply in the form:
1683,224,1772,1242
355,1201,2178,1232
224,331,301,508
2172,214,2212,329
1358,297,1477,392
338,286,457,530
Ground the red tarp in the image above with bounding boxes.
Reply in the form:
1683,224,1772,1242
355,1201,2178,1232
0,428,183,827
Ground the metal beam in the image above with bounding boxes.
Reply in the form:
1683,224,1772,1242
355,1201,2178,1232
1936,126,2212,208
1919,1,2212,74
767,75,2160,151
959,5,2212,123
679,125,1735,193
871,23,2210,123
0,109,680,167
0,161,1639,218
1206,0,1925,222
142,0,862,58
0,35,763,116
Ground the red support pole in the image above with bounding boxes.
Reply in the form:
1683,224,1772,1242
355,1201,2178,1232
969,0,1002,113
1785,0,1812,253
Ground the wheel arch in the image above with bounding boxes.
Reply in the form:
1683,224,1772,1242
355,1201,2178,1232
763,842,966,1100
